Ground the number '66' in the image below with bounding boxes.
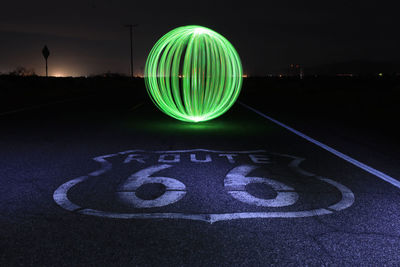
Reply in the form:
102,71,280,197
117,165,299,208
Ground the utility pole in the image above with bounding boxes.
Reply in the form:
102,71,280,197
124,24,138,77
42,45,50,77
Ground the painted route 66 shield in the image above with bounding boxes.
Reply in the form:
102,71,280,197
54,149,354,223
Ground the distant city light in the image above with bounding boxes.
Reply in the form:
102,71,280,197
52,72,67,77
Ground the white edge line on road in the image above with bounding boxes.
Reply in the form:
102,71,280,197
239,101,400,190
129,102,144,111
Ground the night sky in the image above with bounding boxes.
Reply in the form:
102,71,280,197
1,0,399,76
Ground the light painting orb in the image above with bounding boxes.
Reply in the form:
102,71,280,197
144,25,243,122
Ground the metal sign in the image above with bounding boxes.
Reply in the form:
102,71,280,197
42,45,50,59
42,45,50,77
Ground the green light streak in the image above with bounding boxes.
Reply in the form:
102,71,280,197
145,25,243,122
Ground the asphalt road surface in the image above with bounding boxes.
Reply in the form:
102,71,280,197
1,92,400,266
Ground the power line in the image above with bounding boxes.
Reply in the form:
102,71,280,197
124,24,139,77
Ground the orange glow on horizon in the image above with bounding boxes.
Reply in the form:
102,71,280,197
51,69,71,77
52,72,66,77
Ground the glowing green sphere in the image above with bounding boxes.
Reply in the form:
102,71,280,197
144,25,243,122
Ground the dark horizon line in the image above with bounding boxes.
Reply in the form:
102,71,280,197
1,73,399,79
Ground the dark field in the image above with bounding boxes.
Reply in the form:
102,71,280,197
2,75,400,147
2,75,400,123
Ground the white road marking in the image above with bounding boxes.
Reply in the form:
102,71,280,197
249,154,270,164
117,165,186,208
116,149,268,156
89,155,114,176
218,154,237,163
78,209,210,222
124,154,147,164
190,154,212,163
53,176,88,211
119,150,270,164
239,101,400,190
225,165,299,207
158,154,180,163
53,149,355,223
